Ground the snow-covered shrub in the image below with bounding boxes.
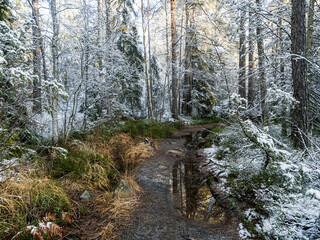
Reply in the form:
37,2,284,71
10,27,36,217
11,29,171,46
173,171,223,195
204,117,320,239
0,20,35,160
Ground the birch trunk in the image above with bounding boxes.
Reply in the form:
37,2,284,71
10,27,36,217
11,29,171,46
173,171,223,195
50,0,59,144
141,0,153,118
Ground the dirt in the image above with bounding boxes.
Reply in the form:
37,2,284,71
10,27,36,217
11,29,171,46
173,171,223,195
118,124,241,240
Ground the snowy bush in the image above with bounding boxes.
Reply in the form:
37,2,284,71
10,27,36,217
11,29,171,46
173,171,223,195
204,121,320,239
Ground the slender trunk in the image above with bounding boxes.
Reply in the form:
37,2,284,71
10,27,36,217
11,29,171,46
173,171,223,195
182,0,193,116
98,0,103,81
32,0,42,113
83,0,89,130
105,0,112,116
291,0,309,148
238,9,246,100
248,2,254,108
256,0,267,122
63,71,68,138
163,0,171,117
306,0,315,60
277,2,287,136
171,0,178,119
141,0,153,118
97,0,104,117
50,0,59,144
307,0,315,130
147,0,153,109
177,6,183,115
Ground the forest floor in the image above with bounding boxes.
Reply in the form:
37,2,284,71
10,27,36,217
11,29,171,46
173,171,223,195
62,123,241,240
117,123,241,240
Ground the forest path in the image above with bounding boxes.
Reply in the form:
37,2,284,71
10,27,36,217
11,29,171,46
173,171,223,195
118,124,241,240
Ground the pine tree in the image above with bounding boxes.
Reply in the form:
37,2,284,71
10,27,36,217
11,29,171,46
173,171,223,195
116,0,143,116
291,0,309,148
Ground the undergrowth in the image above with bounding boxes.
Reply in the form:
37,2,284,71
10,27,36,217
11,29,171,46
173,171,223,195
206,121,320,240
120,119,183,139
1,119,176,239
192,116,224,125
0,172,71,239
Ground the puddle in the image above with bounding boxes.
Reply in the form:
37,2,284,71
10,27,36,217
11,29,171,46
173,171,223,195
171,131,225,224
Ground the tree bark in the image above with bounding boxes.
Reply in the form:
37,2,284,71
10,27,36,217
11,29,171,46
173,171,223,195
32,0,42,113
83,0,90,130
147,0,153,111
291,0,309,148
278,11,287,136
238,9,246,100
141,0,153,119
182,1,195,116
161,0,170,120
256,0,267,122
306,0,315,60
50,0,59,144
171,0,178,119
248,2,254,108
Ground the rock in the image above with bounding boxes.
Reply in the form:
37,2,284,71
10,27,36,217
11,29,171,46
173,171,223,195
114,179,133,197
166,150,185,158
80,190,95,201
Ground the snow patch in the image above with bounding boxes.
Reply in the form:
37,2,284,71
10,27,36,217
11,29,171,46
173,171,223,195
238,223,252,239
306,189,320,200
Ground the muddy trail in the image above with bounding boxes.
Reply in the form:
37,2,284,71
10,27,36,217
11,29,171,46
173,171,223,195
119,124,241,240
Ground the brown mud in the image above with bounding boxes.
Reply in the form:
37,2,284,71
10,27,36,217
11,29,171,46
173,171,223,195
118,124,241,240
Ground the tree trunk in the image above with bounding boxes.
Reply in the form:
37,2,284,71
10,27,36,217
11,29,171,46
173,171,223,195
182,1,194,116
256,0,267,123
306,0,315,60
178,3,184,115
238,9,246,100
97,0,104,118
248,2,254,108
291,0,309,148
105,0,112,116
277,1,287,136
83,0,90,130
147,0,153,112
50,0,59,144
161,0,170,120
171,0,178,119
32,0,42,113
141,0,153,119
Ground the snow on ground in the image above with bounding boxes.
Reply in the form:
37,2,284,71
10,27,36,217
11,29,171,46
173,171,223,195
203,124,320,239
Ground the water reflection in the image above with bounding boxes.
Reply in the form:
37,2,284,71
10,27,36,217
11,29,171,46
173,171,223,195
171,132,225,224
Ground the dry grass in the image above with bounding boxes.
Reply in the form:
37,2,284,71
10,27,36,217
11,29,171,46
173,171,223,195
109,133,157,172
97,222,118,240
124,143,155,170
109,133,134,165
0,170,71,239
85,135,111,157
96,175,141,240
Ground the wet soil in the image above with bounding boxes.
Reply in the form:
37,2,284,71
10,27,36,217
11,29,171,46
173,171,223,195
119,124,241,240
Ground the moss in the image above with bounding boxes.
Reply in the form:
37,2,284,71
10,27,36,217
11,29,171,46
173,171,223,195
120,120,183,139
192,116,224,125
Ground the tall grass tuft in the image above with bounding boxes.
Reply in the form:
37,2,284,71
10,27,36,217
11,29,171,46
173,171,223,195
0,172,70,239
